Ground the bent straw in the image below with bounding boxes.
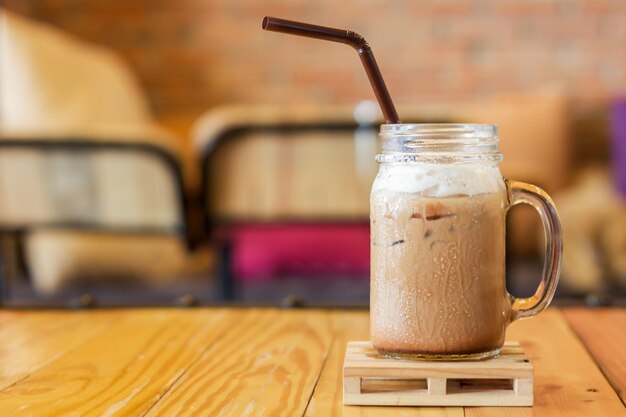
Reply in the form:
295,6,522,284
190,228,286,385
262,16,400,124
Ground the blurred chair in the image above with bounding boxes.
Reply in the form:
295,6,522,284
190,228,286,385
0,9,207,301
0,134,197,296
194,96,570,301
193,104,386,300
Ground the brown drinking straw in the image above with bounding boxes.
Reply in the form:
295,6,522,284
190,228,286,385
262,16,401,124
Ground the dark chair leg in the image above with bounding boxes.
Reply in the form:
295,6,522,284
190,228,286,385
0,233,17,307
0,247,4,307
219,242,236,301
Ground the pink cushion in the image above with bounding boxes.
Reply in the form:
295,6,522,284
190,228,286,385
230,224,370,282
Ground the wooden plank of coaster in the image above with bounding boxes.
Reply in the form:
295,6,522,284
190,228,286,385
563,308,626,405
0,309,243,416
304,311,464,417
0,310,116,390
343,341,533,407
466,309,626,417
143,309,334,417
345,341,531,378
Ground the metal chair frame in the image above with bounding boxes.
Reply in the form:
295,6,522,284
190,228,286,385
0,138,190,305
199,121,378,300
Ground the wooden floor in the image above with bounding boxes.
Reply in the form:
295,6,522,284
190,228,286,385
0,308,624,416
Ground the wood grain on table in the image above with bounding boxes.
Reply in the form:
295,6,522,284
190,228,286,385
0,308,624,416
563,308,626,404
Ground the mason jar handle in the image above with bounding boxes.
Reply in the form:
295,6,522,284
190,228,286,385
506,180,563,321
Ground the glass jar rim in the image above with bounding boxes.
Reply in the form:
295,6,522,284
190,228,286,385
377,123,502,164
380,123,497,140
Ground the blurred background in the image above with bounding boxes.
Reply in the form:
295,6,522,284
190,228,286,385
0,0,625,307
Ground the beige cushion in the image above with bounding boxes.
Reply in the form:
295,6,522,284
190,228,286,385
0,8,186,162
193,105,377,220
25,230,213,294
0,8,150,130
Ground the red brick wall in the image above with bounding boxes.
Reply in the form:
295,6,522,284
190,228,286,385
4,0,626,117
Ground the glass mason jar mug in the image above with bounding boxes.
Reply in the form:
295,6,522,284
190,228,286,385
370,124,562,360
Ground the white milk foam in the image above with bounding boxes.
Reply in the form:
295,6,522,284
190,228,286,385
372,164,502,197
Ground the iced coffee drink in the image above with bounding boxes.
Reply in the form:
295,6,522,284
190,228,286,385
370,162,509,359
370,123,562,361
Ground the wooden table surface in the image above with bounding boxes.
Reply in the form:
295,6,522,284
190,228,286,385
0,308,624,416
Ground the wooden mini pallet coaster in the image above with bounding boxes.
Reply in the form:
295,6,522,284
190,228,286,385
343,341,533,407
